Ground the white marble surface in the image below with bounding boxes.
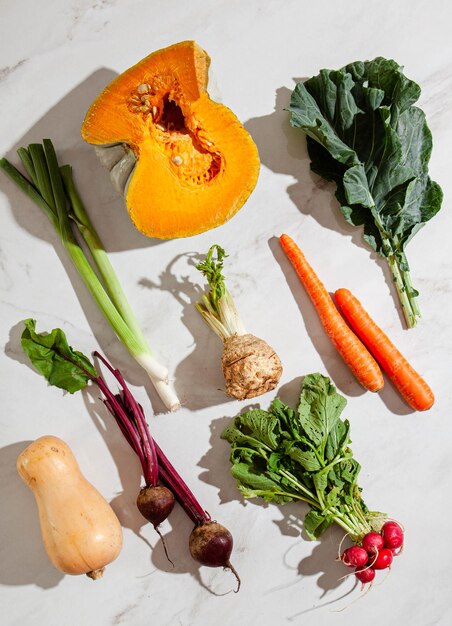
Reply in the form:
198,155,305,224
1,1,451,624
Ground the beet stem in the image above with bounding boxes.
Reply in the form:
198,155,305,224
94,352,210,525
94,352,158,486
96,376,149,477
154,442,210,524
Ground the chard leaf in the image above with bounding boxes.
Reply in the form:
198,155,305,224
297,373,347,448
21,319,96,393
289,57,443,327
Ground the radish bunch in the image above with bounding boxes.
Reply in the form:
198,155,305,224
340,521,404,588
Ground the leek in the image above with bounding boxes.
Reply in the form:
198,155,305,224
0,139,180,411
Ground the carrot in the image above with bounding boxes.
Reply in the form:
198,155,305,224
279,234,384,392
334,288,434,411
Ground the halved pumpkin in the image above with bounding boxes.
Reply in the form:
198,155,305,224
81,41,260,239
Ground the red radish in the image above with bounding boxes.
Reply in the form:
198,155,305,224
362,532,384,554
382,521,404,550
371,548,393,570
341,546,368,568
355,566,375,584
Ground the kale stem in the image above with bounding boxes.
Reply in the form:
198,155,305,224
372,210,419,328
387,253,419,328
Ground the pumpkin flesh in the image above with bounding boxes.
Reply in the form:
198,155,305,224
82,41,260,239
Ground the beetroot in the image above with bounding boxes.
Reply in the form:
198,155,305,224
355,566,375,584
341,546,368,568
189,521,240,591
362,532,384,554
382,521,404,550
137,485,175,528
371,548,393,570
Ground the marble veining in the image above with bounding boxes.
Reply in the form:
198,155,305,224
1,1,451,625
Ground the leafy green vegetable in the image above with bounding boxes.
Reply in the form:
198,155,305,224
287,58,443,328
221,373,385,541
21,319,96,393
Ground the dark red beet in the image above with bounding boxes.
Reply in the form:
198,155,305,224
381,521,404,550
362,532,384,555
137,485,175,527
341,546,368,568
189,521,241,591
355,566,375,584
137,485,175,565
371,548,393,570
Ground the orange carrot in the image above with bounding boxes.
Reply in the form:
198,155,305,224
334,288,434,411
279,234,384,392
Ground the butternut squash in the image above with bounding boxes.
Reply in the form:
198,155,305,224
81,40,260,239
17,436,122,579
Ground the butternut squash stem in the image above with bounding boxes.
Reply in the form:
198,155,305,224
0,141,180,411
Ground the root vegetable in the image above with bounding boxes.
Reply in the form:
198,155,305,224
334,288,434,410
189,521,241,591
362,532,384,555
279,234,383,392
355,566,375,585
222,333,282,400
371,548,393,570
381,521,404,550
341,546,369,568
136,485,175,528
196,245,282,399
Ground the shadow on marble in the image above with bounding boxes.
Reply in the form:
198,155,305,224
138,252,235,412
4,320,38,373
150,505,238,596
0,440,64,588
244,84,407,329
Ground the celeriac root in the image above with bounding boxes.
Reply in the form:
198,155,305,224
222,333,283,400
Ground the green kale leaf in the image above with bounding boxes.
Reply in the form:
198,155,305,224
288,57,443,328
